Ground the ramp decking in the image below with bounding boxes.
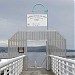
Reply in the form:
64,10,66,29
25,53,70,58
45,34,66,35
20,68,55,75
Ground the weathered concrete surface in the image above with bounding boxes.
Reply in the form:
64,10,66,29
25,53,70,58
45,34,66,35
20,68,55,75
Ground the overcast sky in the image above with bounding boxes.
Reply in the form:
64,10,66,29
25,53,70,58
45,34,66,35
0,0,74,49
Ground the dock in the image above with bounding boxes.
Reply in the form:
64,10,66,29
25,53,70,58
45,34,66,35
20,68,55,75
0,55,75,75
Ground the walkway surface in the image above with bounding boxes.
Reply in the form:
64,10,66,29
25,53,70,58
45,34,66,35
20,68,55,75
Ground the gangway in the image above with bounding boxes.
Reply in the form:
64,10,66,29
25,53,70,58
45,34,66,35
0,55,75,75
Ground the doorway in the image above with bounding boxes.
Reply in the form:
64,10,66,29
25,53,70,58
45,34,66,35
27,40,46,68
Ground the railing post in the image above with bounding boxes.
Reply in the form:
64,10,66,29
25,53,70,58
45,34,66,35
66,62,69,75
16,61,18,75
59,60,61,75
4,69,7,75
21,58,23,73
17,60,18,75
19,58,23,74
72,64,75,75
18,60,21,74
54,58,56,74
62,61,65,75
46,55,52,70
49,56,52,70
9,64,12,75
56,58,58,75
52,57,54,72
23,56,28,70
13,62,15,74
14,61,16,75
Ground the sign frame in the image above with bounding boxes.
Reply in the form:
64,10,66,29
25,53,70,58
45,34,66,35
27,14,47,27
18,47,24,53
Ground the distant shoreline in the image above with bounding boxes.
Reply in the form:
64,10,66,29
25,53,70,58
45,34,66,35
66,56,75,58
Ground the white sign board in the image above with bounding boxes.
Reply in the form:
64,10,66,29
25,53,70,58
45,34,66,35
27,14,47,26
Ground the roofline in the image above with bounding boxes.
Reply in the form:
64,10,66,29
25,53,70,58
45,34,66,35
18,30,56,32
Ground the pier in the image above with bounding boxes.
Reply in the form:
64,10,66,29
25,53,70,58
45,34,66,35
0,2,74,75
0,30,75,75
20,68,54,75
0,55,75,75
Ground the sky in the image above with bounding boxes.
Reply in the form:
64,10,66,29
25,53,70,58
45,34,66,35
0,0,74,49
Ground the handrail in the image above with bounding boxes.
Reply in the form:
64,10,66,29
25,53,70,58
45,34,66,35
49,55,75,75
0,55,25,68
49,55,75,64
0,55,26,75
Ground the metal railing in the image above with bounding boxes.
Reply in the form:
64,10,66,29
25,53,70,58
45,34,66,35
49,55,75,75
0,55,26,75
